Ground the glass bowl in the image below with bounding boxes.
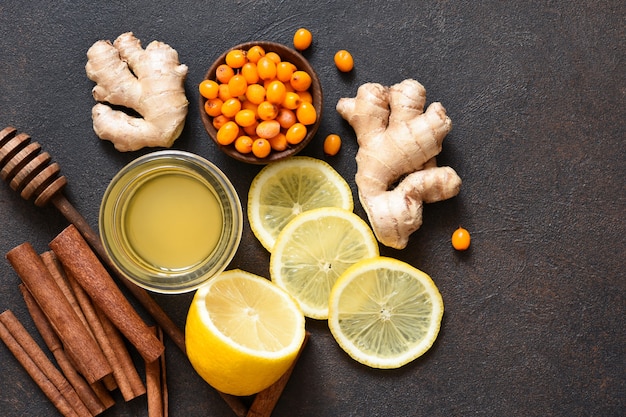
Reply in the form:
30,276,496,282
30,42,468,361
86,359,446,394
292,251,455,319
99,150,243,293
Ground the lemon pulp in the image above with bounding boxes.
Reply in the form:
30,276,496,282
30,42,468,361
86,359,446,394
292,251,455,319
125,172,222,270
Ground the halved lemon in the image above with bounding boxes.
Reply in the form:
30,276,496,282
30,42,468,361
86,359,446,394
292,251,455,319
270,207,379,319
328,257,444,369
185,269,306,396
248,156,353,252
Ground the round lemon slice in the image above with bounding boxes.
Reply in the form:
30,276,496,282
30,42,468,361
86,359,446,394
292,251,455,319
328,257,444,369
270,207,379,319
248,156,353,252
185,269,306,396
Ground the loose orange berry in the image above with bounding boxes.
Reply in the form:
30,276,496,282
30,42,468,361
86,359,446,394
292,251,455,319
204,98,224,117
276,61,296,82
257,101,279,121
215,64,235,83
234,135,254,154
275,108,297,129
252,138,272,158
220,97,242,118
290,70,312,91
257,56,277,80
265,80,287,104
234,109,257,127
199,79,220,99
296,101,317,125
227,74,248,98
285,123,307,144
241,62,259,84
293,28,313,51
212,114,230,130
268,132,288,151
216,121,239,145
451,227,471,251
225,49,247,68
245,84,266,105
334,50,354,72
243,121,259,136
297,90,313,103
256,120,281,139
323,134,341,156
246,45,265,63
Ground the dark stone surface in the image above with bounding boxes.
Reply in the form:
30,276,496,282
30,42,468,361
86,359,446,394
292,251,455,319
1,1,624,416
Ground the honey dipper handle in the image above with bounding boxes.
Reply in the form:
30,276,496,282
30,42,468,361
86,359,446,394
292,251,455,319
50,193,187,354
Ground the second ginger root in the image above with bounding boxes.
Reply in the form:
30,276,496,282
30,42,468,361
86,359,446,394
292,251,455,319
336,79,461,249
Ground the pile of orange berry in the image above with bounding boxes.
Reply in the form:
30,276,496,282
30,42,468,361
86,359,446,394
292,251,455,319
200,45,317,158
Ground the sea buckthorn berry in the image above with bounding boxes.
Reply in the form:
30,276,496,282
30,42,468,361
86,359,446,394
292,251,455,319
234,135,254,154
282,92,301,110
241,62,259,84
227,74,248,98
293,28,313,51
241,99,258,112
285,123,307,144
256,120,281,139
276,61,296,82
265,80,287,105
246,45,265,63
257,56,277,80
215,64,235,83
212,114,230,130
243,121,259,136
452,227,471,251
297,90,312,103
265,51,281,64
252,138,272,158
218,83,232,101
245,84,266,105
334,50,354,72
204,98,224,117
199,79,220,99
296,101,317,125
268,132,288,151
257,101,279,121
225,49,247,68
290,71,312,91
323,134,342,156
216,121,239,145
220,98,242,118
275,108,297,129
234,109,257,127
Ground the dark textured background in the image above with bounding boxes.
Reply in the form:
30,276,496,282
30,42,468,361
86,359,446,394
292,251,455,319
1,1,624,416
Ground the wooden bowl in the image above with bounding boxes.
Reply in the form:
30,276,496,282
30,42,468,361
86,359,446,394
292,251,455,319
199,41,323,164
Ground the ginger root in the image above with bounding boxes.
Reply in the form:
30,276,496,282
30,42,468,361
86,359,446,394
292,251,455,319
336,79,461,249
85,32,189,151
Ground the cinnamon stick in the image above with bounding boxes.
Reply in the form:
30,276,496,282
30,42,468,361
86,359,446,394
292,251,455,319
247,332,310,417
96,306,146,400
19,284,109,416
0,310,88,417
6,242,112,384
146,327,167,417
49,225,164,362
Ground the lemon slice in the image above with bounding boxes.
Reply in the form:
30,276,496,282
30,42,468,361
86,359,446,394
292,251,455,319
185,269,306,396
248,156,353,252
270,207,379,319
328,257,444,369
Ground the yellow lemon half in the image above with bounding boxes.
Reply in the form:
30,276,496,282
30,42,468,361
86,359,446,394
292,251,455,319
328,257,444,369
248,156,353,252
185,269,306,396
270,207,379,319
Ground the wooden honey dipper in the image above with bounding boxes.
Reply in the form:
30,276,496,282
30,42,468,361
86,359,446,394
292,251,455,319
0,126,294,417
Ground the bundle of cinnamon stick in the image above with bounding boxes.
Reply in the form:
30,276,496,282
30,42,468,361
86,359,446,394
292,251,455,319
1,225,168,417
